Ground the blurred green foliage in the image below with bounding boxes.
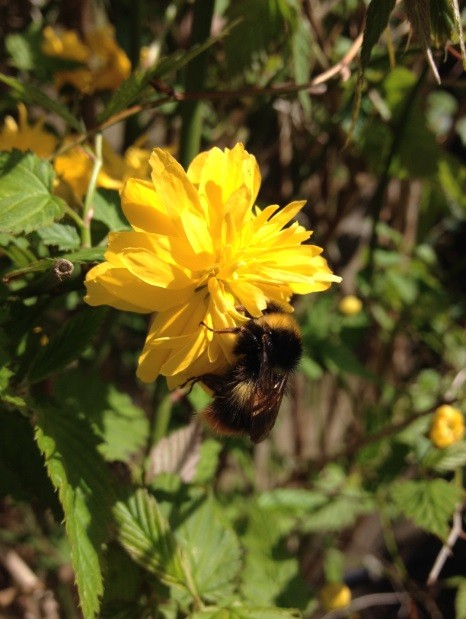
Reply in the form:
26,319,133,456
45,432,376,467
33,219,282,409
1,0,466,618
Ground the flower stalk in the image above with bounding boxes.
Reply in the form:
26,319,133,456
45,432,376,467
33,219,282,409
81,133,103,247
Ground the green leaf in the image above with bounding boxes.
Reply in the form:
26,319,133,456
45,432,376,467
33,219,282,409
291,17,312,115
175,494,242,603
321,341,377,380
55,369,149,462
113,488,187,588
224,0,294,76
36,222,81,251
391,479,462,540
5,24,86,75
28,307,107,384
93,189,130,231
456,579,466,619
0,73,82,132
422,442,466,473
240,505,308,609
0,150,66,235
35,403,116,618
193,439,223,484
360,0,397,70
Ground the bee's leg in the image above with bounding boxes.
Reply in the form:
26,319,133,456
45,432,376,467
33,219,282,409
200,321,241,335
179,376,200,392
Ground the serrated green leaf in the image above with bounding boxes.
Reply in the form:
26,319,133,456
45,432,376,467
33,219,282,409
55,369,149,462
193,439,223,484
360,0,397,70
175,494,242,603
0,150,66,235
28,307,107,384
423,442,466,472
35,403,115,618
113,488,187,588
36,222,81,250
0,73,82,132
391,479,462,540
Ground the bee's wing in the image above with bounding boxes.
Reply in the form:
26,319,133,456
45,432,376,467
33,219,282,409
249,373,288,443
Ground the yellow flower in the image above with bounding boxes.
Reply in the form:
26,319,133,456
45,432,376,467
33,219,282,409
430,404,465,448
0,103,57,158
0,105,150,202
54,140,94,200
320,583,352,611
84,144,341,387
54,138,152,201
339,294,363,316
98,139,152,191
42,25,130,93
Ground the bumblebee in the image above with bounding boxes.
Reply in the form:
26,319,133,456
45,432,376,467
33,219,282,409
190,305,303,443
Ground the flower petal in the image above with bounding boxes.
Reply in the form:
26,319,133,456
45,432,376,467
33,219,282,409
122,178,178,235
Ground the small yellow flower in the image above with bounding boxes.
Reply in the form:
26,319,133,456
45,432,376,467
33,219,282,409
0,103,57,158
430,404,465,448
42,25,130,93
54,140,94,200
84,144,341,387
339,294,363,316
98,139,152,191
54,138,152,200
320,582,352,611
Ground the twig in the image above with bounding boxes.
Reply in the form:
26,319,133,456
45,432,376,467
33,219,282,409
0,544,43,594
50,30,365,159
427,506,464,586
320,591,410,618
315,392,456,468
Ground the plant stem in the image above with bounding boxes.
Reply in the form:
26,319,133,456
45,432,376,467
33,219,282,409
178,0,215,168
81,133,103,248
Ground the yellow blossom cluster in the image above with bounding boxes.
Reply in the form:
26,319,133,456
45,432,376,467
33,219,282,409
0,105,151,201
339,294,363,316
319,582,352,611
41,25,131,93
84,144,342,387
430,404,465,448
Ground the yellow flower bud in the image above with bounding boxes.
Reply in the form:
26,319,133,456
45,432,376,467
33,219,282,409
430,404,465,448
338,295,363,316
320,582,352,611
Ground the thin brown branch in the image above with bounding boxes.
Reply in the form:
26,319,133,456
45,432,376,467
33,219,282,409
0,545,43,594
427,506,464,586
51,30,364,158
320,591,410,618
